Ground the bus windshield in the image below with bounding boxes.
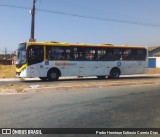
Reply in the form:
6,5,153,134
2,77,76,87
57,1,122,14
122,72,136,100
16,43,26,65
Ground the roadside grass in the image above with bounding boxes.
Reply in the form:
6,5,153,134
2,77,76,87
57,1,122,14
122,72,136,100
0,65,28,93
0,65,16,78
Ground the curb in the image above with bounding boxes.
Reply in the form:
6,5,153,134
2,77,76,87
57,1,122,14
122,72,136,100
23,80,159,93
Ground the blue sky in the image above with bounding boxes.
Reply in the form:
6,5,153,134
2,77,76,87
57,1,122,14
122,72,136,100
0,0,160,52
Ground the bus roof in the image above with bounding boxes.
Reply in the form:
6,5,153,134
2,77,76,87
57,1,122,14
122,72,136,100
22,41,146,49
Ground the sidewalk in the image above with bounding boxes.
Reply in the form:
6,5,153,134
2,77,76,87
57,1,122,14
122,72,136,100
0,74,160,95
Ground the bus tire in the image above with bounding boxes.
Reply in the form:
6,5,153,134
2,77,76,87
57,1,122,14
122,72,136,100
97,76,106,79
47,69,60,81
109,68,120,79
39,77,48,81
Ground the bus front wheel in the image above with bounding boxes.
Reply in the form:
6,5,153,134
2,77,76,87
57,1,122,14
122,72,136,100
47,69,60,81
109,68,120,79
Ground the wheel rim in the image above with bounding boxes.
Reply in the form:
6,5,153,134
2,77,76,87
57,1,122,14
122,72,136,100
50,72,57,79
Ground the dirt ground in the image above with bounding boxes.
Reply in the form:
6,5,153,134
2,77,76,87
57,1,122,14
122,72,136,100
147,68,160,74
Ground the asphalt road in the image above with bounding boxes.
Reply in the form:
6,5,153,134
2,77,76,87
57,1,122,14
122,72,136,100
0,83,160,137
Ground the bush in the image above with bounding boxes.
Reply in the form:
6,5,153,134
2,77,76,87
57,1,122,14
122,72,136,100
0,65,16,78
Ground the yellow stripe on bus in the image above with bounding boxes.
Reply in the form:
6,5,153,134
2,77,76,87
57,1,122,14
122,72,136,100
16,64,27,72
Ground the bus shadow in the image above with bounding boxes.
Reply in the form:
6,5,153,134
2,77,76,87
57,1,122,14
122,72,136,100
21,75,160,83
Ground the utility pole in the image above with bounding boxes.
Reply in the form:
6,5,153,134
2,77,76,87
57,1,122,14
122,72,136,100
5,48,7,60
29,0,36,42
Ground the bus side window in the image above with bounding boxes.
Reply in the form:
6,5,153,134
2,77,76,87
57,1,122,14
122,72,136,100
85,49,96,60
46,47,66,60
122,49,135,60
54,48,65,60
97,49,106,61
137,49,146,60
73,47,84,60
66,48,71,60
107,49,114,60
113,49,122,60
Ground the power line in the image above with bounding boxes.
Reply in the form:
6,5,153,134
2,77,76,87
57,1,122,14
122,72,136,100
0,3,160,27
0,4,29,10
37,9,160,27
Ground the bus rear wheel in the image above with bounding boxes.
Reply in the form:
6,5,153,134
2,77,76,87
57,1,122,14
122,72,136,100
109,68,120,79
47,70,59,81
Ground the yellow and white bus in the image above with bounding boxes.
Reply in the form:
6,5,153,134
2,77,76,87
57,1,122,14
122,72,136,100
16,41,148,81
